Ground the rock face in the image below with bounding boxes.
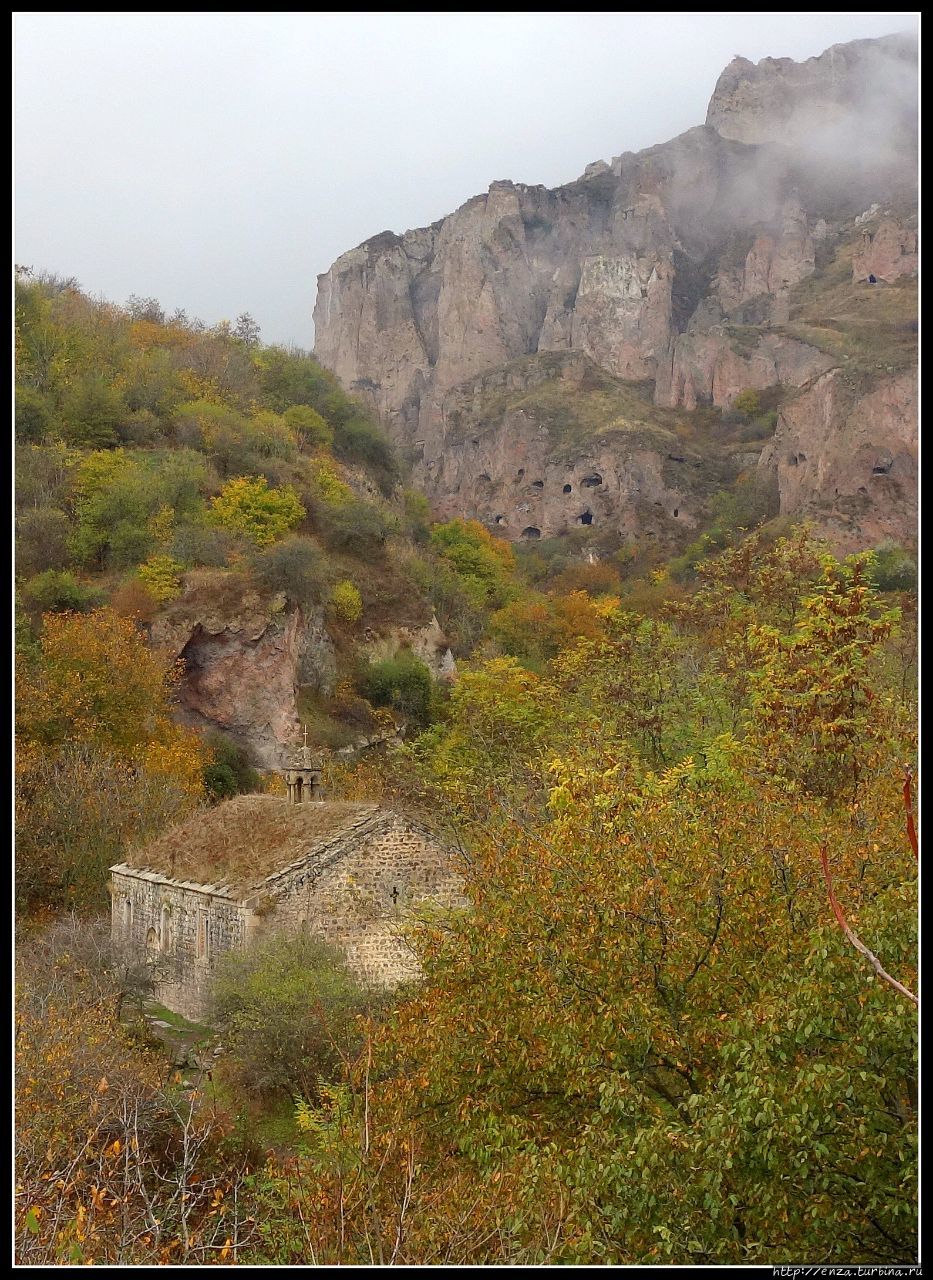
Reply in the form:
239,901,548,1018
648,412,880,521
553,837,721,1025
314,34,917,549
657,327,834,412
364,615,457,683
758,367,918,550
424,351,720,547
705,34,918,149
151,574,338,768
314,126,806,452
851,217,918,283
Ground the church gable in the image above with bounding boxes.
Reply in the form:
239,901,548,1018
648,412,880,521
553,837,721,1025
251,814,466,986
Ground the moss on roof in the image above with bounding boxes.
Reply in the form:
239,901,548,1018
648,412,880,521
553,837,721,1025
124,796,383,894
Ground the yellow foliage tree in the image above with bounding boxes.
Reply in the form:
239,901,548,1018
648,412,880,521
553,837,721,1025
15,609,206,910
137,554,184,602
207,475,305,547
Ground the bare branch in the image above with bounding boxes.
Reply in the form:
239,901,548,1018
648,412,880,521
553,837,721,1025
820,846,917,1005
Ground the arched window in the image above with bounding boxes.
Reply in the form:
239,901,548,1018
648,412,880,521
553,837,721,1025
123,894,133,933
197,911,209,962
160,904,173,953
146,927,159,956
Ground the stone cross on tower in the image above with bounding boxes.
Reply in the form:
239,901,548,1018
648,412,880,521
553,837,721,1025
283,724,325,804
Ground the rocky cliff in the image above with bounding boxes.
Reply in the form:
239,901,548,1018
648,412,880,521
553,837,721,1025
150,570,455,767
314,34,917,550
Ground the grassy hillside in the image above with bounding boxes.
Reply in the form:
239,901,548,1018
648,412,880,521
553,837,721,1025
445,351,724,455
779,221,918,389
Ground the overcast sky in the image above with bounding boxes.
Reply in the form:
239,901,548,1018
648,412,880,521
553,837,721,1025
14,11,919,350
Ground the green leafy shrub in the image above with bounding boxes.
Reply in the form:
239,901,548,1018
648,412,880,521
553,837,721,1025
137,554,184,602
15,387,53,443
210,933,378,1100
172,400,293,479
670,474,780,581
107,523,155,569
868,541,917,592
310,457,354,507
732,388,762,416
21,570,98,615
284,404,333,451
737,410,779,441
317,499,392,556
359,651,435,727
332,416,399,494
15,443,77,513
117,408,163,446
407,553,487,656
203,730,261,799
253,344,338,414
60,375,126,448
248,410,298,460
250,536,329,604
170,523,241,568
401,489,432,543
203,761,238,802
69,448,209,570
430,518,517,608
15,508,72,578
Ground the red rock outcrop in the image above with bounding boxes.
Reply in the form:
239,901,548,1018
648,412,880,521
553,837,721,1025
657,329,833,411
705,34,917,149
151,575,338,767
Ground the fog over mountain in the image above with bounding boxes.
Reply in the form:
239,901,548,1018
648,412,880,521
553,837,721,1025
14,12,918,348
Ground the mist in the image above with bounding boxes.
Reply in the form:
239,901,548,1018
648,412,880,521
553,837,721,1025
14,13,919,349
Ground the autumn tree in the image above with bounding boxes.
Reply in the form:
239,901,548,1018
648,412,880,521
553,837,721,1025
233,311,261,347
207,475,305,547
341,531,918,1265
15,608,206,911
16,916,253,1264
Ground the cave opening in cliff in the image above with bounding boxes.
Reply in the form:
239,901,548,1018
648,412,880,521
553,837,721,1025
563,483,572,493
578,511,593,526
673,508,679,517
582,473,602,488
531,480,544,489
521,526,541,539
495,515,506,524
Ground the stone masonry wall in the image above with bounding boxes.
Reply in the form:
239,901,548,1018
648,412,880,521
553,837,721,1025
249,817,468,988
110,867,248,1022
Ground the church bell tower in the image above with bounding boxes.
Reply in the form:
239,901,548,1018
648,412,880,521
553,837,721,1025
283,726,325,803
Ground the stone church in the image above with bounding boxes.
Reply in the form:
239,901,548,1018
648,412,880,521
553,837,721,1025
110,742,465,1020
